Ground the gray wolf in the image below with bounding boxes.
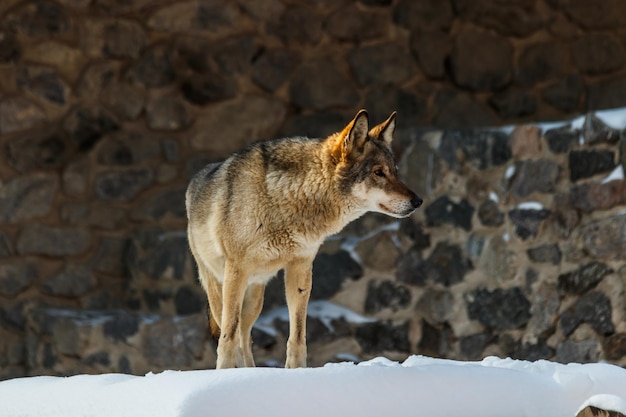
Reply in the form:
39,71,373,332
185,110,422,369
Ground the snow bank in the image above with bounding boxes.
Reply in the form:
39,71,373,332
1,356,625,417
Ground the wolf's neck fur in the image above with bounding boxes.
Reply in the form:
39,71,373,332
262,137,364,242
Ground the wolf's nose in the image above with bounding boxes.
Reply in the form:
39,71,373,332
411,195,423,208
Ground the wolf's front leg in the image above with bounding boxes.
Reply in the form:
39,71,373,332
284,257,314,368
216,263,247,369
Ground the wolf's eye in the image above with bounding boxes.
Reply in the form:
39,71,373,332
374,169,385,177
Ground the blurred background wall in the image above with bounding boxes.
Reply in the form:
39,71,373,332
1,0,625,378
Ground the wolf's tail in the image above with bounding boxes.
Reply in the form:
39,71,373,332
209,309,221,342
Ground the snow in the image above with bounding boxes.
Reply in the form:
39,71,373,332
594,108,626,130
1,356,625,417
254,300,375,336
516,201,545,210
601,165,625,184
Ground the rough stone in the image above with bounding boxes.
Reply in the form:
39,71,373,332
0,262,37,296
0,31,21,63
478,200,504,227
508,208,551,240
517,41,565,87
399,138,442,198
355,233,400,271
238,0,284,20
410,31,450,79
455,0,543,37
291,60,359,110
604,333,626,360
326,4,387,42
364,87,427,129
580,214,626,260
62,160,88,196
467,287,531,330
126,44,176,88
251,49,298,92
424,196,474,231
180,72,237,106
17,66,68,105
398,220,431,251
563,0,626,29
510,125,542,159
355,321,411,354
148,0,239,34
0,233,12,257
560,291,614,336
425,242,471,286
527,244,562,265
7,129,69,172
570,180,626,213
364,280,411,314
278,112,347,139
393,0,453,31
131,187,187,220
91,236,127,276
555,339,598,364
42,265,96,297
311,251,363,300
418,320,453,357
459,333,495,360
583,114,622,145
101,82,145,121
558,262,613,295
542,75,583,113
544,126,579,154
571,34,624,75
510,159,560,198
587,74,626,111
189,96,286,155
0,97,45,134
513,339,554,361
3,0,71,38
62,105,119,151
102,19,146,59
348,43,415,86
269,6,322,45
439,129,511,170
97,130,161,166
489,88,537,118
17,224,91,256
569,150,616,182
127,229,190,282
0,174,58,223
433,91,497,128
174,286,205,316
396,250,427,286
526,284,560,338
146,94,193,131
416,289,453,325
102,311,139,343
450,29,513,91
477,235,516,283
95,168,154,201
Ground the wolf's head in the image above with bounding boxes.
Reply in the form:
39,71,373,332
332,110,423,218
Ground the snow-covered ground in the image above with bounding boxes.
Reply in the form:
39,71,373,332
1,355,625,417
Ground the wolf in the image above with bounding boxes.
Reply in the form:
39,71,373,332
185,110,422,369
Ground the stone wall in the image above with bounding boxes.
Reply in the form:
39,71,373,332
1,0,626,378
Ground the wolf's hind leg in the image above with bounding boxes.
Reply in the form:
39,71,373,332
239,283,265,367
216,262,247,369
284,257,313,368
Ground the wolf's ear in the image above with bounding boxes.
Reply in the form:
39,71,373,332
339,109,369,158
369,111,396,148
